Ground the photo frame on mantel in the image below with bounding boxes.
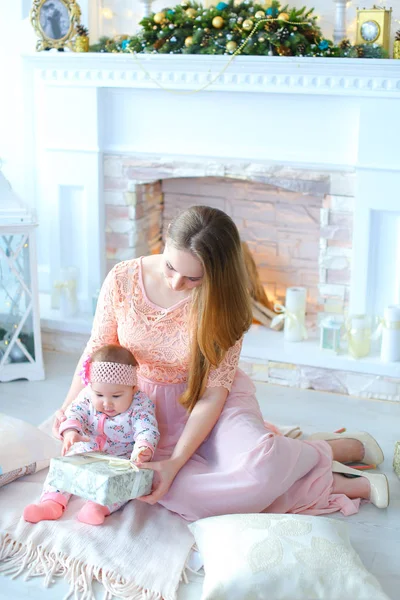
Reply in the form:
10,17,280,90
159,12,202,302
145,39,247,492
30,0,82,51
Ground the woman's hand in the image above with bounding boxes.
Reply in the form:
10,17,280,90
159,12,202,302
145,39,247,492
136,458,181,505
52,409,66,439
62,430,90,456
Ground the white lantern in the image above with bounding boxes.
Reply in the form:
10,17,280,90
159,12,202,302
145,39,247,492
0,171,44,382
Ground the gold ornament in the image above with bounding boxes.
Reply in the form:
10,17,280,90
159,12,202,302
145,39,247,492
255,11,265,19
186,7,196,18
242,19,253,31
278,12,289,21
75,35,89,52
226,40,237,52
153,12,165,24
212,16,224,28
277,45,291,55
185,35,194,47
394,39,400,59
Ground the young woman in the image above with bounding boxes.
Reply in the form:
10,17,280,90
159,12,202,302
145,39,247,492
53,205,388,521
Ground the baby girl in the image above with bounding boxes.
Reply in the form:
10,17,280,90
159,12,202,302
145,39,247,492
23,344,159,526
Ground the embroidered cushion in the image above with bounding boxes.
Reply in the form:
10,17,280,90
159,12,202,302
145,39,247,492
0,413,61,488
189,513,389,600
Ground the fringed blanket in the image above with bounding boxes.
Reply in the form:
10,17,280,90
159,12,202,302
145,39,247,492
0,465,194,599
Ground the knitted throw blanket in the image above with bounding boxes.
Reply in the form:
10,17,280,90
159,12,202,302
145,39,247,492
0,418,194,600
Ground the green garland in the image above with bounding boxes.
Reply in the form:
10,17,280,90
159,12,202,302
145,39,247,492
89,0,388,58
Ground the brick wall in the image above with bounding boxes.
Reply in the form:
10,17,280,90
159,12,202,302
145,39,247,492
162,177,324,317
104,155,355,331
104,157,163,273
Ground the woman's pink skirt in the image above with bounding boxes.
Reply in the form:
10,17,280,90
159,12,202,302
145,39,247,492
138,369,360,522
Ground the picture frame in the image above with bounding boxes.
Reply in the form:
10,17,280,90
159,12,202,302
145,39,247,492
30,0,82,51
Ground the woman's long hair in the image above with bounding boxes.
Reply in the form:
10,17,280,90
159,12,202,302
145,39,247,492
167,206,253,412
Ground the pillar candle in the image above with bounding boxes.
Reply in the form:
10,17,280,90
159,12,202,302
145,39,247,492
381,305,400,363
284,287,307,342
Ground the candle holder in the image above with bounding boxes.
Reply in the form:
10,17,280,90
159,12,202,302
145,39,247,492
333,0,347,44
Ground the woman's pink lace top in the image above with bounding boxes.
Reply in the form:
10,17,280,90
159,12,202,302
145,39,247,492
84,259,242,391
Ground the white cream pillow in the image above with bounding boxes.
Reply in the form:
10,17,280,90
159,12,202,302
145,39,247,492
0,413,61,487
189,513,389,600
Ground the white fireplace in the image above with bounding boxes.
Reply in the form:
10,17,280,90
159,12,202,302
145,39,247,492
20,52,400,397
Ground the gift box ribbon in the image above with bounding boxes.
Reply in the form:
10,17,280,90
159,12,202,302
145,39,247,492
64,452,140,472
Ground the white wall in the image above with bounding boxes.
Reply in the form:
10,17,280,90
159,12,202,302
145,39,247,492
0,1,27,199
1,0,400,199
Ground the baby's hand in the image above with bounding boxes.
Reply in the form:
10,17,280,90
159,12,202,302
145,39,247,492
132,447,153,463
62,430,89,456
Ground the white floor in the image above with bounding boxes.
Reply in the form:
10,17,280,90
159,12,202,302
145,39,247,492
1,351,399,600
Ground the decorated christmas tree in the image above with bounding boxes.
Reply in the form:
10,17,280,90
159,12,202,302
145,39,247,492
90,0,387,58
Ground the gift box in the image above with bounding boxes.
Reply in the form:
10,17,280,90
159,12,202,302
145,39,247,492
47,452,153,506
394,442,400,477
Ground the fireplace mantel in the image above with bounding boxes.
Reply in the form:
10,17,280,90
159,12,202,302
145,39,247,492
20,51,400,394
24,53,400,98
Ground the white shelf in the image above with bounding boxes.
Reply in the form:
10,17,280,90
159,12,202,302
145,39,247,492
242,325,400,378
39,293,92,335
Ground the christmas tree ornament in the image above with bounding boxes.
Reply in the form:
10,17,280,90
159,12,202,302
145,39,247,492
216,1,229,9
226,40,237,52
255,10,265,19
212,16,224,28
394,30,400,59
185,36,194,46
9,339,27,363
153,12,165,24
152,25,158,30
74,24,89,52
259,36,265,42
237,16,243,24
186,8,197,18
266,6,279,17
242,19,253,30
278,12,289,21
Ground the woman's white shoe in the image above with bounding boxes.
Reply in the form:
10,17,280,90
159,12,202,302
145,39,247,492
308,431,384,466
332,460,389,509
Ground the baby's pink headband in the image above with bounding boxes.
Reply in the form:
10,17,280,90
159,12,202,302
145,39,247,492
79,355,137,387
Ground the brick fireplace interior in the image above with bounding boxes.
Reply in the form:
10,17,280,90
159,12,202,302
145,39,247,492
104,156,355,334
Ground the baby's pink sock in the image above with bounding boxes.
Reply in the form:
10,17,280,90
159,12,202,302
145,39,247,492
77,501,110,525
23,500,64,523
